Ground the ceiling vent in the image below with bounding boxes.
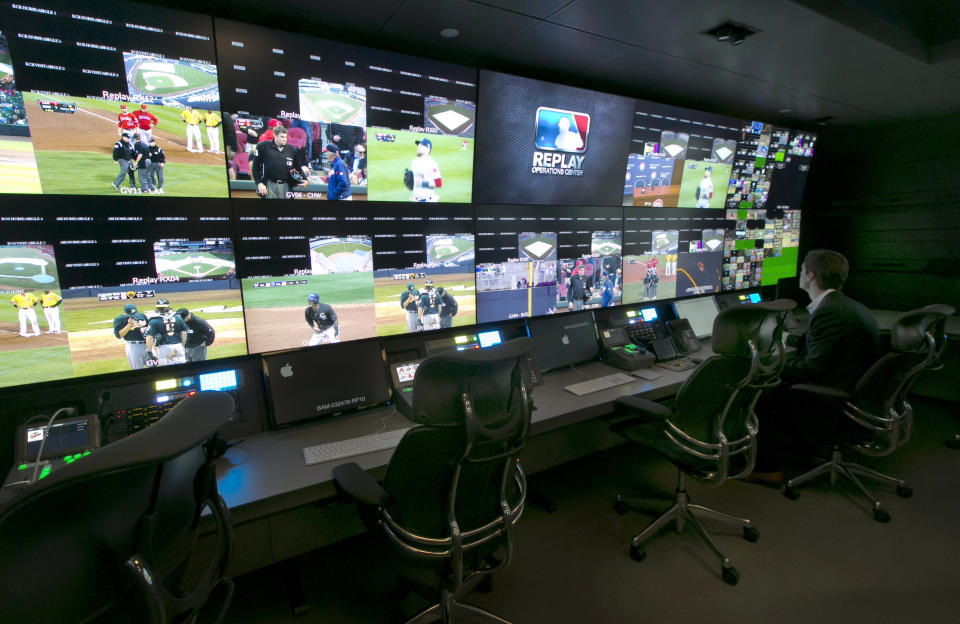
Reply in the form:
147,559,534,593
703,21,758,46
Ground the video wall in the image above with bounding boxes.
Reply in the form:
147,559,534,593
0,0,817,390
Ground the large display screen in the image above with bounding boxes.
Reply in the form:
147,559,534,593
473,71,634,206
214,19,476,202
0,196,246,389
0,0,227,198
234,203,476,353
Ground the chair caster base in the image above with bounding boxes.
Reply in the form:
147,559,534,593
873,507,891,523
629,543,647,562
896,485,913,498
742,526,760,543
722,566,740,586
784,486,800,500
614,495,629,515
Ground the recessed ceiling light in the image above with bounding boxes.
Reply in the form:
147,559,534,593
440,28,459,38
778,108,792,113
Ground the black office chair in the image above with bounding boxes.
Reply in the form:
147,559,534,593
783,304,955,521
333,337,535,623
611,301,793,585
0,392,236,624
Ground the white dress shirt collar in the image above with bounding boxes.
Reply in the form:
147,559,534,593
807,288,836,314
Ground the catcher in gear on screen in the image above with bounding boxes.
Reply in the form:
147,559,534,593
143,298,188,367
407,137,441,202
304,292,340,345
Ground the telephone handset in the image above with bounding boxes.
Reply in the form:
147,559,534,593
667,318,700,354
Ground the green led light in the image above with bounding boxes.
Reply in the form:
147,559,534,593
73,453,82,460
83,451,91,456
403,387,412,392
18,464,27,471
39,466,51,479
64,457,73,464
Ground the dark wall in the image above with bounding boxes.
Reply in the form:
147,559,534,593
800,113,960,311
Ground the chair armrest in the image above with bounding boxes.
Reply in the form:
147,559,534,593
614,395,674,421
790,383,851,400
332,462,391,507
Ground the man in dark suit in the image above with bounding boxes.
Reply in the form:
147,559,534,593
749,249,880,484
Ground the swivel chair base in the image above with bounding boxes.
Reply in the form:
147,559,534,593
406,588,514,624
615,471,758,586
783,446,913,523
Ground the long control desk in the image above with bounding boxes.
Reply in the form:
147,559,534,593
212,350,706,574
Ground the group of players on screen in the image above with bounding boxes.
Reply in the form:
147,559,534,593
113,299,215,369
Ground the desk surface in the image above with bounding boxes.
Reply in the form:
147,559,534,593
215,351,702,518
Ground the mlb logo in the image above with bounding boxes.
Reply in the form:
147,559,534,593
534,107,589,153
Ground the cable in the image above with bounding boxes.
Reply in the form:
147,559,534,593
29,407,75,485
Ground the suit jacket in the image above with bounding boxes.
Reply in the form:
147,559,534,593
785,291,880,392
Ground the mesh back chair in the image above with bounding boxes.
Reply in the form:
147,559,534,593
784,304,955,522
0,392,235,624
333,337,535,623
611,301,794,585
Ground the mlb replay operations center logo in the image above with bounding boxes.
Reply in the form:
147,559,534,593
532,106,590,176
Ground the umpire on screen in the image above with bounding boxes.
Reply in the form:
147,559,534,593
250,126,309,199
176,308,215,362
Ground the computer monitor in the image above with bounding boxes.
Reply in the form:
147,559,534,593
263,340,390,427
526,311,599,373
672,296,721,339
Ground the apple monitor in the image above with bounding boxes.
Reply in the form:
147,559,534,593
263,340,390,427
526,310,599,373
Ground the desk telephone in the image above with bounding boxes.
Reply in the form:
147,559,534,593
621,312,700,362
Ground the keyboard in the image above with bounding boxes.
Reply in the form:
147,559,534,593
302,427,410,466
564,372,636,396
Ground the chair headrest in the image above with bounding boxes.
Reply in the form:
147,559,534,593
711,299,795,357
411,337,533,426
891,304,955,352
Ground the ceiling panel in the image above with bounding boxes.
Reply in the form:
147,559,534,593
376,0,541,52
548,0,734,46
490,22,634,80
226,0,406,36
470,0,574,19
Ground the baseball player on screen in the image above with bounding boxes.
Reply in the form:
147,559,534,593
144,299,187,366
417,280,441,330
134,104,158,144
117,104,138,138
39,289,62,333
304,293,340,345
696,166,714,208
10,289,40,337
409,138,441,202
181,105,204,153
399,282,420,332
113,303,148,370
203,110,222,154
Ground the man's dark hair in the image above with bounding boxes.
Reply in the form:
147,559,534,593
804,249,849,290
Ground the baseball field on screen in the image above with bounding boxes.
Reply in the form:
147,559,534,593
240,273,376,353
366,130,473,202
373,273,476,337
66,288,246,377
22,93,227,197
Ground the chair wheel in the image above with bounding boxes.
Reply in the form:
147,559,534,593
742,526,759,543
722,566,740,586
896,485,913,498
873,507,891,523
784,486,800,500
614,499,629,515
629,543,647,562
